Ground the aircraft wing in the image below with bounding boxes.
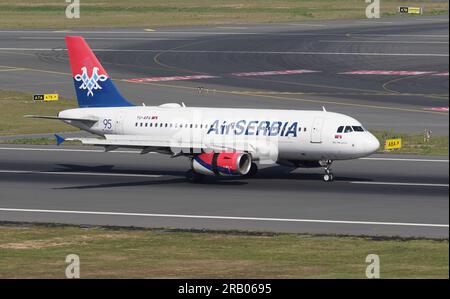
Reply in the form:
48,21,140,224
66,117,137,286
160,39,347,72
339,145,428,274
65,134,257,155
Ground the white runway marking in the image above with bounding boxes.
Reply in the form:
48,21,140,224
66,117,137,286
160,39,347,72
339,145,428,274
360,157,449,163
349,34,448,38
320,40,449,44
341,70,437,76
126,75,219,83
0,170,162,178
0,208,447,228
433,72,449,76
289,23,327,27
350,181,449,187
230,69,320,77
19,37,186,41
0,147,448,163
215,27,248,30
0,48,447,57
0,30,448,38
0,169,446,188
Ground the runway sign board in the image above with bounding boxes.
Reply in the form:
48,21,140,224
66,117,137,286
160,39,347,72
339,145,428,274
385,138,402,150
398,6,423,15
33,94,59,101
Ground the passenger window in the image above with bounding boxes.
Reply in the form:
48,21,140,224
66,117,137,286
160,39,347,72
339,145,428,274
344,126,353,133
352,126,364,132
337,126,344,133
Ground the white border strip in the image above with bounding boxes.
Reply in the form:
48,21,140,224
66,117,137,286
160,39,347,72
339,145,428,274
0,147,448,163
360,157,449,162
0,208,447,228
350,181,448,187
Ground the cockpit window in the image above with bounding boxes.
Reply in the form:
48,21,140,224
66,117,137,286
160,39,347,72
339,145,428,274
337,126,344,133
344,126,353,133
352,126,364,132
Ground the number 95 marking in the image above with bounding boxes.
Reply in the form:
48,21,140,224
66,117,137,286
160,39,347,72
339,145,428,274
103,119,113,130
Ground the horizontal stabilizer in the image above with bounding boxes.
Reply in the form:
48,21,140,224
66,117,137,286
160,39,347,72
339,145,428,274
24,115,98,124
54,134,65,146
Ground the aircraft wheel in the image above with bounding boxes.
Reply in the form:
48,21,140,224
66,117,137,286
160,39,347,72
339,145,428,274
323,173,334,182
245,163,258,178
186,170,204,183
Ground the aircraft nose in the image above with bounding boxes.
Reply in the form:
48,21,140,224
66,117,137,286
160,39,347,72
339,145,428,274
365,133,380,154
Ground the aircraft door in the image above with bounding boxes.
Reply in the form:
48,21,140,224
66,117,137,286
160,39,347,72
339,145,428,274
115,113,125,134
310,117,324,143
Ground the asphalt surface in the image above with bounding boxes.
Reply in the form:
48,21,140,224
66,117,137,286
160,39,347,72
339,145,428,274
0,16,448,238
0,15,448,133
0,145,448,238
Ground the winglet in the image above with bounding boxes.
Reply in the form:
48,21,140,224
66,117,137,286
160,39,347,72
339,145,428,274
55,134,65,146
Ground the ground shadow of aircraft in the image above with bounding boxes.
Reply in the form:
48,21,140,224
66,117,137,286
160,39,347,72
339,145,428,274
52,163,369,190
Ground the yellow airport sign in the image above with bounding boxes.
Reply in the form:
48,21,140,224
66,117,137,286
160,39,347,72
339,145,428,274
385,138,402,150
398,6,423,15
33,94,59,101
44,94,59,101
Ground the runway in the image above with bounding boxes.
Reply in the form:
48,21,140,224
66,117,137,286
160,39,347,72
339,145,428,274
0,145,448,238
0,15,448,133
0,15,448,238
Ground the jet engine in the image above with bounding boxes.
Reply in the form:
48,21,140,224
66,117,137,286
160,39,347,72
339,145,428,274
192,152,252,176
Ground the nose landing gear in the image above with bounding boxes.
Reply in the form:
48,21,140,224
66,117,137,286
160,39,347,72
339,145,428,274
322,160,334,182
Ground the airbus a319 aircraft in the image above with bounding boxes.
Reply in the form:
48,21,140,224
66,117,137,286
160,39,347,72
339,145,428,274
28,36,380,182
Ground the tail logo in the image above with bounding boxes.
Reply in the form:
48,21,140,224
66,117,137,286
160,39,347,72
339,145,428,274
74,66,108,97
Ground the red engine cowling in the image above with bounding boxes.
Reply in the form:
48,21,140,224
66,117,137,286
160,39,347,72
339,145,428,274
192,152,252,176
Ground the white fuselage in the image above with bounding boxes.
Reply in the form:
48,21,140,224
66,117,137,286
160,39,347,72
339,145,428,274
59,105,380,163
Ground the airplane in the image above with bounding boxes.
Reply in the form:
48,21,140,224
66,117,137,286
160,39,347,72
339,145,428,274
27,36,380,183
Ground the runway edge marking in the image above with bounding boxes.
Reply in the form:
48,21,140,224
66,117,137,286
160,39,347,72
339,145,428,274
0,208,448,228
0,147,448,163
350,181,449,187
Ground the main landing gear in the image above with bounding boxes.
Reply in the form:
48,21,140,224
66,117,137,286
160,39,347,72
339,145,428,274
322,160,334,182
245,163,258,178
186,169,204,183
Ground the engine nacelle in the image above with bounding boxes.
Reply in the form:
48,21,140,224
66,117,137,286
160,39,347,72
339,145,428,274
192,152,252,176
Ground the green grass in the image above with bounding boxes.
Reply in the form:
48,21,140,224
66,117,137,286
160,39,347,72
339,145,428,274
0,0,447,29
0,223,447,278
0,90,77,136
373,130,449,156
